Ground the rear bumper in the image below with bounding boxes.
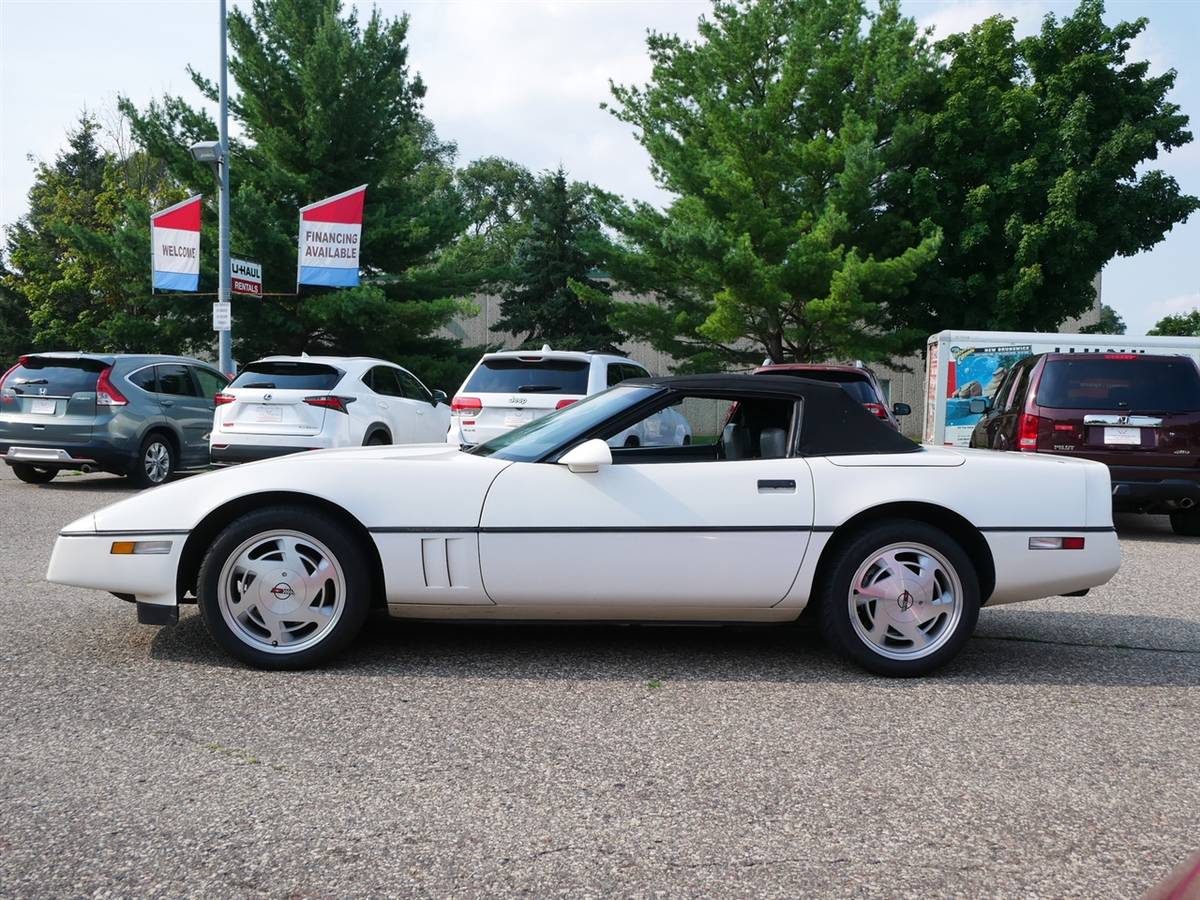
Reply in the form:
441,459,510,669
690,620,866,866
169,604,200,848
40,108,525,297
1,442,130,471
210,443,320,464
983,528,1121,605
1109,466,1200,512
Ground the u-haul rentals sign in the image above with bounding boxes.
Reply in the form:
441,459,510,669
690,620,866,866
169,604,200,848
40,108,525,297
231,258,262,297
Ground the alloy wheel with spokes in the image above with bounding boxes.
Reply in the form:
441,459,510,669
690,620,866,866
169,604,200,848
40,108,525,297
818,520,980,677
130,434,175,488
848,542,963,661
198,506,372,668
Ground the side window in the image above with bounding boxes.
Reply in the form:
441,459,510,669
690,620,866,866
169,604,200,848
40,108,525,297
396,369,432,402
193,367,227,399
128,367,158,393
370,367,403,398
1000,363,1031,413
607,363,625,388
157,364,201,397
628,365,650,380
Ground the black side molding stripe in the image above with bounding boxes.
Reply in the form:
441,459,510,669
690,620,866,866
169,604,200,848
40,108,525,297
370,525,820,535
58,529,192,538
977,526,1116,533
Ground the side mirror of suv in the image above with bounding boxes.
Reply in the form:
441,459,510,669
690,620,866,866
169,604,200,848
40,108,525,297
432,389,448,406
968,397,993,416
892,402,912,417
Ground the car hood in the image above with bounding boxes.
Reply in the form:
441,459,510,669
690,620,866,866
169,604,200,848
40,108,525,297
62,444,511,535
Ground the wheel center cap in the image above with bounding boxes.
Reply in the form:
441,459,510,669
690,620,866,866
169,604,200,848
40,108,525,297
261,570,305,614
896,589,914,612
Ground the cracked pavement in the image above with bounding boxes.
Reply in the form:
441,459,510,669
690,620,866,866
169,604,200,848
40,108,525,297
1,467,1197,898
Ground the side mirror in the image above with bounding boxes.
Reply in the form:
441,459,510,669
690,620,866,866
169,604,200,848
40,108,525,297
968,397,992,416
558,438,612,474
892,402,912,417
432,389,448,406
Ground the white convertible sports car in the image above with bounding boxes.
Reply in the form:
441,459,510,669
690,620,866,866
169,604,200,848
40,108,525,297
47,374,1121,676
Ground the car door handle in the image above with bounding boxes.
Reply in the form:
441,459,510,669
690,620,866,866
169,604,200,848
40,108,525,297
757,479,795,492
378,401,389,409
160,400,174,407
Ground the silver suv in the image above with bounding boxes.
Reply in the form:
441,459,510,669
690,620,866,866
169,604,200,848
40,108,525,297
0,353,229,487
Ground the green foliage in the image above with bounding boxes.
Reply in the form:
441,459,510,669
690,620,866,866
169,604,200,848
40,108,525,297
0,260,31,366
892,0,1198,334
1148,309,1200,337
495,167,624,351
605,0,941,369
3,116,212,357
119,0,480,390
1078,303,1126,335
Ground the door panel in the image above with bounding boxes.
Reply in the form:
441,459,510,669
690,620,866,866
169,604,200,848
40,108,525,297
156,365,212,463
479,459,814,607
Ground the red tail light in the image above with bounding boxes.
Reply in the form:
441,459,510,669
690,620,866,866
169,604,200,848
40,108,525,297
0,360,21,405
96,367,128,407
1103,354,1138,360
555,398,577,410
214,392,236,406
451,396,482,416
1018,413,1041,450
863,402,888,419
303,395,354,413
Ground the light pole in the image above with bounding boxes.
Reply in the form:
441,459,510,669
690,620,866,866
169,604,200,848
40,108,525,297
189,0,233,377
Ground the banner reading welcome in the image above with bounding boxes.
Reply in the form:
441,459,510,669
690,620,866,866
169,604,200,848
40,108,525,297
296,185,367,288
151,195,202,292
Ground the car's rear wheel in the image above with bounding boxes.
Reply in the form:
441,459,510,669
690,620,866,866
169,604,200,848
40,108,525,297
364,431,390,446
818,520,980,677
129,434,175,488
10,463,57,485
197,506,371,669
1170,507,1200,537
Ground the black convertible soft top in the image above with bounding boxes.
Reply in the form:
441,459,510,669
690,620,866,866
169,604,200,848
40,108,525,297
623,373,921,457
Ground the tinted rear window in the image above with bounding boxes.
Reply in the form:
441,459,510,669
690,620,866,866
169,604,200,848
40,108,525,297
1037,357,1200,412
773,370,878,404
230,361,342,391
3,357,104,397
465,358,590,394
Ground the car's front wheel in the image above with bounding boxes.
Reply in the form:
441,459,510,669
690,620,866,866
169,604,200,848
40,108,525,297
818,520,980,677
1170,507,1200,537
10,463,57,484
197,506,371,669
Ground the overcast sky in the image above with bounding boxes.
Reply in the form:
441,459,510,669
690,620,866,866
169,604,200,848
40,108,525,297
1,0,1197,334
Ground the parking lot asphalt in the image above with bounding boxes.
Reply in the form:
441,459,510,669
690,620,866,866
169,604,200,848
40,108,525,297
1,466,1198,899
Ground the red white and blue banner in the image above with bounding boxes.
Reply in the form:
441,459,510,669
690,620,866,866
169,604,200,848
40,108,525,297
151,195,202,292
297,184,367,288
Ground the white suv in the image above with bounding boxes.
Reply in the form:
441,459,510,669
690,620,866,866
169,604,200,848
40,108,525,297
448,348,691,448
210,356,450,463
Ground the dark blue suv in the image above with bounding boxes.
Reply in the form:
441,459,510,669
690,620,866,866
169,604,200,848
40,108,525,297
0,353,229,487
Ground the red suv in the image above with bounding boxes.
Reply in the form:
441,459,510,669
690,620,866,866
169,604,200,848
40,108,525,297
969,352,1200,535
753,364,910,430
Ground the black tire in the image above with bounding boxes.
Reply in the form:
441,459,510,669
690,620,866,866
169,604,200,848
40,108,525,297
10,463,57,485
364,431,390,446
1170,508,1200,537
817,519,980,677
128,433,176,488
197,505,372,669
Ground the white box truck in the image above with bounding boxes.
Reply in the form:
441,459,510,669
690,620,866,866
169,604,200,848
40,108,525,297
922,330,1200,447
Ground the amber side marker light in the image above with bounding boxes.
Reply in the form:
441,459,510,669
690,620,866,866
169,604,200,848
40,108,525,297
110,541,173,555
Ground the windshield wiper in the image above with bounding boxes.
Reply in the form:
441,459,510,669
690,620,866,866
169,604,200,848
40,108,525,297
517,384,561,393
14,378,47,385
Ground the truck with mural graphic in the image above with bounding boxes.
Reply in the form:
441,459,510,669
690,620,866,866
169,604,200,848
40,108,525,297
922,330,1200,447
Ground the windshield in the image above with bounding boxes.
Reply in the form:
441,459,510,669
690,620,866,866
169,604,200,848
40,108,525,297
230,361,342,391
464,357,591,395
470,385,657,462
1037,357,1200,412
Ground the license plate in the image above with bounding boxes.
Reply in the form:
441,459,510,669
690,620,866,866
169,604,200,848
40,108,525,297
29,399,56,415
253,405,284,423
1104,426,1141,446
504,410,533,428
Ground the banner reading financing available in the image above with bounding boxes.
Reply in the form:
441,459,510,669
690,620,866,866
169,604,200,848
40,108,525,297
151,195,202,291
296,185,367,288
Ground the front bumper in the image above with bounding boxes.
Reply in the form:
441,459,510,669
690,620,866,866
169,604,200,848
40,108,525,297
1109,466,1200,512
46,530,187,607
